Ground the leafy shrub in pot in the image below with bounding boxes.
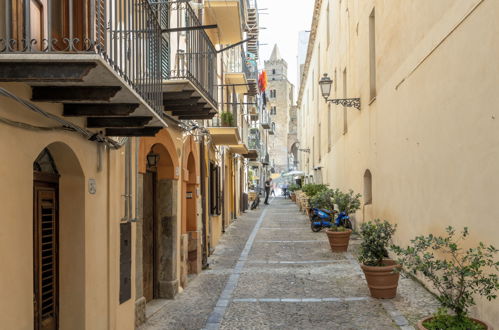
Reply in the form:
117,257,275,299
301,183,328,198
309,189,335,210
332,189,361,215
392,227,499,330
220,111,235,127
358,219,400,299
326,224,352,252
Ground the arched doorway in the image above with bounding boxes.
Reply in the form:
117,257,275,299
33,143,85,330
142,143,178,301
185,152,199,275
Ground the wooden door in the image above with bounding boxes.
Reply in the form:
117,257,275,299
142,171,157,302
33,178,59,330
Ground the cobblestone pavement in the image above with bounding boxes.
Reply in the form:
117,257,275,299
141,197,440,330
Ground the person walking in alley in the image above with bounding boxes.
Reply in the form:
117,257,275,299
264,178,272,204
271,183,276,197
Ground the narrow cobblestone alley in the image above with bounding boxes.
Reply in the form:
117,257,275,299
141,197,440,330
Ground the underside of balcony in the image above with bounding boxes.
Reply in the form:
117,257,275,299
207,127,240,145
243,149,258,160
229,144,249,155
162,80,217,121
0,55,164,136
204,0,243,45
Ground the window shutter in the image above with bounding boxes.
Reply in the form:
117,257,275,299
119,223,132,304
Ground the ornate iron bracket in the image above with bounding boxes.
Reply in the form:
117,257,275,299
298,148,311,154
325,98,361,110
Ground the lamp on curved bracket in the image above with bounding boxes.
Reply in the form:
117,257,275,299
319,73,361,110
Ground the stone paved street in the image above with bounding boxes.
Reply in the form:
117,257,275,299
141,197,440,330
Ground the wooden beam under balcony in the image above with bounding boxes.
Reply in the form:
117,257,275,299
105,127,162,137
0,62,97,82
162,91,195,101
169,105,210,113
32,86,121,102
87,116,153,128
178,114,216,120
163,97,203,107
63,103,139,117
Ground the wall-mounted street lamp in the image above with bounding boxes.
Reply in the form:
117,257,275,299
319,73,361,110
147,151,160,168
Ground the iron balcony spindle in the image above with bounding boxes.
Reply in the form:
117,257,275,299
1,0,162,115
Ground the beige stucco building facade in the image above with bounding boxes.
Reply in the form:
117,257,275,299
297,0,499,325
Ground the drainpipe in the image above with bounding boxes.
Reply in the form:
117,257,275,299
133,137,140,222
200,136,208,268
122,140,130,221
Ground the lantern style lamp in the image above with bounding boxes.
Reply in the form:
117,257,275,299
147,151,160,168
319,73,361,110
319,73,333,100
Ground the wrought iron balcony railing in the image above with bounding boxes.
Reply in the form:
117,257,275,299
0,0,164,115
166,0,218,107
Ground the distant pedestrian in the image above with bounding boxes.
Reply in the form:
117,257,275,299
282,183,288,199
264,178,272,204
271,184,276,197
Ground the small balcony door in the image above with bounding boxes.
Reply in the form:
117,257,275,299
33,149,60,330
9,0,90,51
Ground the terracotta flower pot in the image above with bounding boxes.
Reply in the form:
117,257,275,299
326,229,352,252
360,259,400,299
417,316,493,330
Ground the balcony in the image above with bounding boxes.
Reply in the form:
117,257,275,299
269,122,275,135
204,0,245,45
246,0,259,59
261,110,271,129
0,0,165,136
225,46,249,95
162,1,218,120
207,116,240,145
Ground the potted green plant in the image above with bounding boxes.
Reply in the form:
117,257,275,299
358,219,400,299
392,227,498,330
326,224,352,252
301,184,328,214
310,189,352,252
220,111,234,127
288,183,300,202
332,189,362,216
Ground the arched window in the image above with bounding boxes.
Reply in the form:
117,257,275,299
364,169,372,205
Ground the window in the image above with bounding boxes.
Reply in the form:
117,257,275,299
209,163,221,215
270,89,277,98
369,8,376,100
364,170,372,204
270,106,277,115
312,70,314,100
272,69,276,74
327,4,330,47
318,123,321,162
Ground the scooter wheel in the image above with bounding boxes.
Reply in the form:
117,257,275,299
311,222,322,232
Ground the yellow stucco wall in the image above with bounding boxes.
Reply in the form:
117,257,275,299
0,82,139,329
298,0,499,325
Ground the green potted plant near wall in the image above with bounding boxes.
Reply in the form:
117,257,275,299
332,189,362,218
310,189,352,252
301,184,328,214
220,111,234,127
288,183,300,202
358,219,400,299
393,227,499,330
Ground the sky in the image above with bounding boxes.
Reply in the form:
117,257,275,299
257,0,315,97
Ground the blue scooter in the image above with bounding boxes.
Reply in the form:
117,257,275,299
310,208,352,232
